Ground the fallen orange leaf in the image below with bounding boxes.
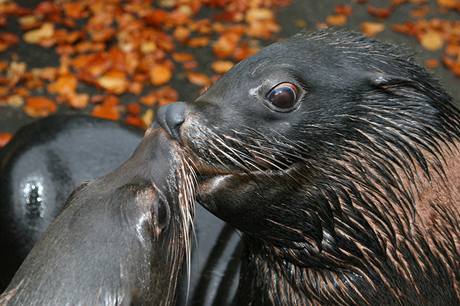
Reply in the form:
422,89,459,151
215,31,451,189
23,22,54,44
367,6,393,19
97,70,128,95
91,95,120,121
187,36,210,48
420,31,444,51
125,115,145,129
187,71,211,87
335,4,353,16
172,52,195,62
326,15,347,26
0,133,12,148
67,93,89,109
47,74,77,96
24,96,57,117
150,64,172,86
361,22,385,37
211,60,234,73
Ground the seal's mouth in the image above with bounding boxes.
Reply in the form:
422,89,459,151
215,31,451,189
187,150,301,190
187,156,245,186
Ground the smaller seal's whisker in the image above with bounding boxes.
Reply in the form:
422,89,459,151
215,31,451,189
176,155,197,303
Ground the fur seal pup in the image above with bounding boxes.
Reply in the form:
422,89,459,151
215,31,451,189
157,30,460,305
0,128,196,306
0,115,143,291
0,115,238,306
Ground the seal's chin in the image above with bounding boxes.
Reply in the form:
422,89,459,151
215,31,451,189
197,174,236,195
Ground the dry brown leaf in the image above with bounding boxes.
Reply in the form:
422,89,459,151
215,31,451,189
172,52,195,62
125,115,145,129
155,86,179,105
245,8,274,23
91,95,120,121
6,95,24,108
97,70,128,95
335,4,353,16
140,93,157,106
0,133,12,148
150,64,172,86
66,93,89,109
420,31,444,51
367,6,393,19
24,96,57,117
23,22,54,44
126,102,141,115
361,22,385,36
187,71,211,87
247,19,280,38
128,82,143,95
213,32,241,58
326,15,347,26
187,37,210,48
0,32,19,52
142,109,154,127
47,74,77,96
211,60,234,73
173,27,190,42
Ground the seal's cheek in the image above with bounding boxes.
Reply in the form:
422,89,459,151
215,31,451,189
197,174,272,234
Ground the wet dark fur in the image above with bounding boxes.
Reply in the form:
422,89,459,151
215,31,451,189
0,115,143,291
0,115,237,306
178,30,460,305
0,129,195,306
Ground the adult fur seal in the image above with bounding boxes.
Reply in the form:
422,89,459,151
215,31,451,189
0,115,142,291
0,128,196,305
157,30,460,305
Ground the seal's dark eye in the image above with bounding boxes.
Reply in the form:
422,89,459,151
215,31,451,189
266,82,299,111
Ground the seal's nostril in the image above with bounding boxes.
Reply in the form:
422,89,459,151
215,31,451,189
156,102,186,141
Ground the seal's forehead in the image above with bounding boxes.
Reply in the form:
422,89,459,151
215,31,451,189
242,34,345,72
238,41,305,77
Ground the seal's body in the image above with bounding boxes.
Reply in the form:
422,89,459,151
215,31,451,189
0,129,196,306
0,115,143,290
0,115,236,306
158,30,460,305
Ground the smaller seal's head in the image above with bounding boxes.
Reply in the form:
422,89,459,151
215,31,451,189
0,128,197,306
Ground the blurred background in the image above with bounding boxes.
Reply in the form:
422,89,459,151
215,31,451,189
0,0,459,146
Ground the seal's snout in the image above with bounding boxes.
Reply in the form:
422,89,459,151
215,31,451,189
156,102,186,142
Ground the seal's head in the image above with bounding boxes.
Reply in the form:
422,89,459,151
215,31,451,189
1,129,197,306
159,30,460,304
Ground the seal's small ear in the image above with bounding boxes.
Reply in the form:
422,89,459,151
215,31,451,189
368,72,413,88
367,72,441,102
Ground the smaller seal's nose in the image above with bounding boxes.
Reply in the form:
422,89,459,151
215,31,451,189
156,102,186,141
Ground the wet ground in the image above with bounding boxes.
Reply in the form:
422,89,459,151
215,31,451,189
1,0,459,133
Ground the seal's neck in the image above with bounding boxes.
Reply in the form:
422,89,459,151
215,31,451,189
237,143,460,306
236,238,311,306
